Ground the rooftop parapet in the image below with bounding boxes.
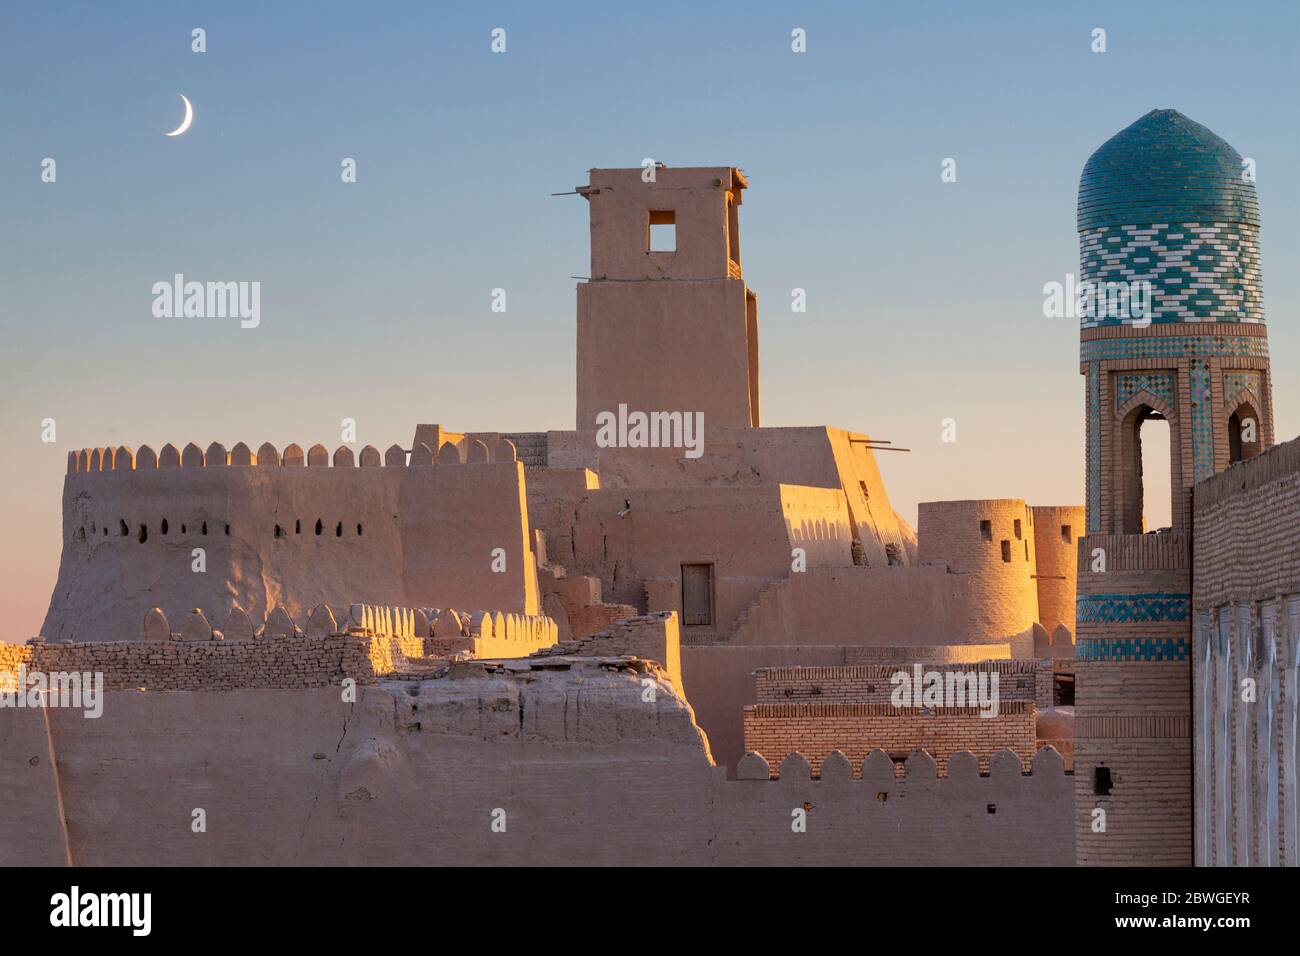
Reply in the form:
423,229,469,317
66,437,520,475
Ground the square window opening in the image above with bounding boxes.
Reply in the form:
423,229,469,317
648,210,676,252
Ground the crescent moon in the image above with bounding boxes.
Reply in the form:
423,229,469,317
165,94,194,137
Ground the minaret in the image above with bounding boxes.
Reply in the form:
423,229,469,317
1078,109,1272,534
1074,109,1272,865
575,167,759,431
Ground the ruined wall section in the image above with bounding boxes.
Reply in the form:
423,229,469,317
531,611,682,689
42,440,539,642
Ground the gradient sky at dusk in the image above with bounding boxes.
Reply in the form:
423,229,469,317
2,0,1297,640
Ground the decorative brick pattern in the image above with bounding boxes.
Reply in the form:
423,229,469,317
1115,372,1174,411
1076,592,1192,625
1087,362,1101,530
1079,331,1270,364
1078,223,1263,327
1076,636,1190,662
1223,370,1263,404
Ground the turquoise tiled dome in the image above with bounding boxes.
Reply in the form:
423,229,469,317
1077,109,1259,231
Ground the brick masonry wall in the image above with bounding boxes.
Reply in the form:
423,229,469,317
1035,660,1055,709
1075,531,1192,866
743,661,1040,779
743,701,1035,777
754,661,1038,705
1192,436,1300,866
1193,436,1300,608
4,635,386,692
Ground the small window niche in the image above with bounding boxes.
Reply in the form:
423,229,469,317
1000,540,1011,563
648,210,676,252
1061,524,1072,544
980,520,992,542
1094,765,1114,796
1013,518,1022,540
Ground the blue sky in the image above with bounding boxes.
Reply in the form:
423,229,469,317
2,0,1297,638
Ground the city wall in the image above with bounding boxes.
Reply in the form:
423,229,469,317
42,438,540,642
1191,436,1300,866
0,656,1073,866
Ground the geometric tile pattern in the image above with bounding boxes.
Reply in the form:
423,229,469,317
1223,371,1262,404
1076,592,1192,625
1116,372,1174,411
1077,636,1191,661
1079,333,1269,364
1087,362,1101,531
1078,222,1263,327
1189,360,1216,480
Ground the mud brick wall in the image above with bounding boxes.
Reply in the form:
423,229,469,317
5,635,384,692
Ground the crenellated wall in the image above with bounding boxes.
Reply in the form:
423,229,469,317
0,656,1073,866
742,662,1038,777
41,434,540,642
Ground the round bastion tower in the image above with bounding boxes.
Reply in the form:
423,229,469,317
1074,110,1274,866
